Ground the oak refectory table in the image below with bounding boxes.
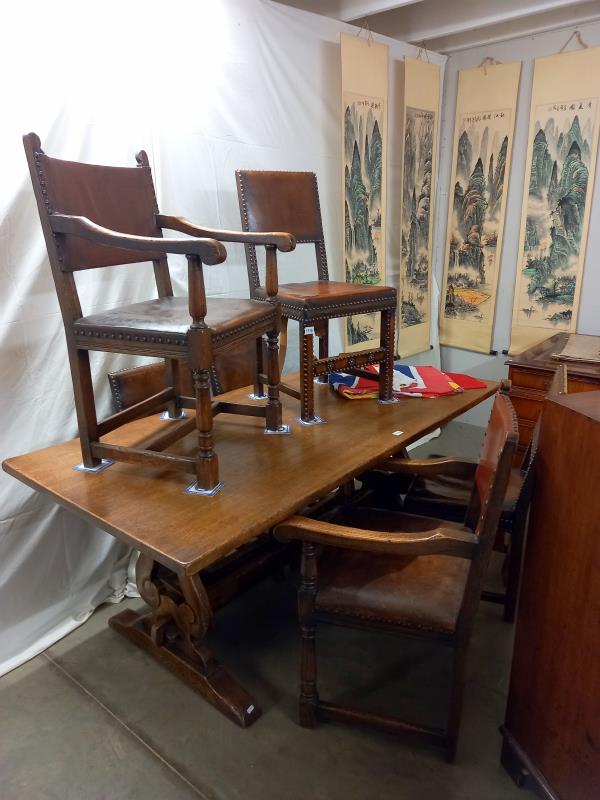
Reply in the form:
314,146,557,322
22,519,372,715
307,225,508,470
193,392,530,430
3,376,497,728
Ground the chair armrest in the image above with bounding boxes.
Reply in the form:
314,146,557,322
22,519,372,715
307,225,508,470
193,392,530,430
157,214,296,252
50,214,226,265
274,515,478,559
377,456,478,479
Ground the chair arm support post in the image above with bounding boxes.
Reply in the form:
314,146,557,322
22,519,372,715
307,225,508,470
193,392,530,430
265,245,279,299
50,213,226,265
274,515,478,559
157,214,296,252
187,255,207,326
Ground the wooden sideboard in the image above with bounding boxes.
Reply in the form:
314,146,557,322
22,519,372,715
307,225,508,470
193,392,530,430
501,391,600,799
506,333,600,463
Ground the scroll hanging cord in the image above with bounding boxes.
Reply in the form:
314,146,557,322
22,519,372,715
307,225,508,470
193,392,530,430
416,40,430,63
478,56,502,76
355,19,374,46
559,29,588,53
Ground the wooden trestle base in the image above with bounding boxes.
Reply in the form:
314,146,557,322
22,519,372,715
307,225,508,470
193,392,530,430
109,608,262,728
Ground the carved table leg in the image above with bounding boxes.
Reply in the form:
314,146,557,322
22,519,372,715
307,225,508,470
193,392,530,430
109,553,261,728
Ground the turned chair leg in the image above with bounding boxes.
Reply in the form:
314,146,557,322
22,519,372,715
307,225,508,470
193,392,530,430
265,328,284,432
445,646,467,762
164,358,185,420
379,308,395,402
71,348,102,468
316,319,329,384
299,541,319,727
300,330,322,424
192,367,221,494
253,335,266,399
279,317,289,372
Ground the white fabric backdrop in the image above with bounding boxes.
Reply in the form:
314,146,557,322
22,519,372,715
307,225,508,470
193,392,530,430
0,0,445,674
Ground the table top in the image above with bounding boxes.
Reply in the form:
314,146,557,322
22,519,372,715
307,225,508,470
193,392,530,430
3,377,497,576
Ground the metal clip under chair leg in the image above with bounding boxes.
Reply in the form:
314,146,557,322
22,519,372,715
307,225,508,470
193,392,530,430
184,481,225,497
160,410,188,420
73,459,115,473
264,423,292,435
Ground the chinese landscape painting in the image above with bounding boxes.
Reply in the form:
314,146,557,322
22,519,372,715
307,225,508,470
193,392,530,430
344,91,385,347
440,62,521,353
510,48,600,353
444,109,511,326
341,32,388,353
400,108,435,331
398,57,440,357
515,99,597,330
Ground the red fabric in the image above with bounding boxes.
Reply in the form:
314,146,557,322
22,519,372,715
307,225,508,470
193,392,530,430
445,372,488,390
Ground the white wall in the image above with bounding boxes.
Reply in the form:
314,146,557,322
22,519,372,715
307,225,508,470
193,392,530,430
434,19,600,425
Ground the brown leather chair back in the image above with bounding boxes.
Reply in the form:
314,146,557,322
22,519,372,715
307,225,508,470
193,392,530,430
236,170,329,291
472,391,519,539
29,142,162,271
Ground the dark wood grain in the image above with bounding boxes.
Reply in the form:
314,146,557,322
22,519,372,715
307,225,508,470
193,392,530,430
502,391,600,799
507,333,600,462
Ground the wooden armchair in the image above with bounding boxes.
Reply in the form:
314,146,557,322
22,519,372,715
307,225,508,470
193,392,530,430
274,390,518,761
361,366,568,622
236,170,397,424
24,133,296,496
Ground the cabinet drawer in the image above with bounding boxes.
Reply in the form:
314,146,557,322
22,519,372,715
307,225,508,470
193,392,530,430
508,367,552,392
510,393,543,422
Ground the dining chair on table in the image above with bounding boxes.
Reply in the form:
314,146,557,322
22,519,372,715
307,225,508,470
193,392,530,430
274,388,518,761
236,170,397,424
24,133,296,496
360,366,568,622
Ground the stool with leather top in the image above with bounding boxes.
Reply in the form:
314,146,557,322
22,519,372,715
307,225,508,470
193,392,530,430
236,169,397,424
24,133,295,496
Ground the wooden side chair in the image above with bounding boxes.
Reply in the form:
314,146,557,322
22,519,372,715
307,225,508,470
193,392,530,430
274,390,518,761
24,133,296,496
236,170,397,424
362,366,568,622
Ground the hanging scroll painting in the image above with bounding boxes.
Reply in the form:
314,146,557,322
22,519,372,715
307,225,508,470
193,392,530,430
341,32,389,352
398,57,440,357
440,62,521,353
510,48,600,353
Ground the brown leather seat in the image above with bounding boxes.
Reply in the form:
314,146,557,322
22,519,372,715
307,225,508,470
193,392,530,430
253,280,395,318
316,508,469,636
318,548,469,636
237,170,397,423
75,296,273,344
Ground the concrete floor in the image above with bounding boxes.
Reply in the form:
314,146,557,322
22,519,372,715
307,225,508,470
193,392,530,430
0,422,536,800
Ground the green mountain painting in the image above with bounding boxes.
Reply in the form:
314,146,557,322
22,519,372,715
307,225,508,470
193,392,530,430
344,91,385,347
516,99,597,328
